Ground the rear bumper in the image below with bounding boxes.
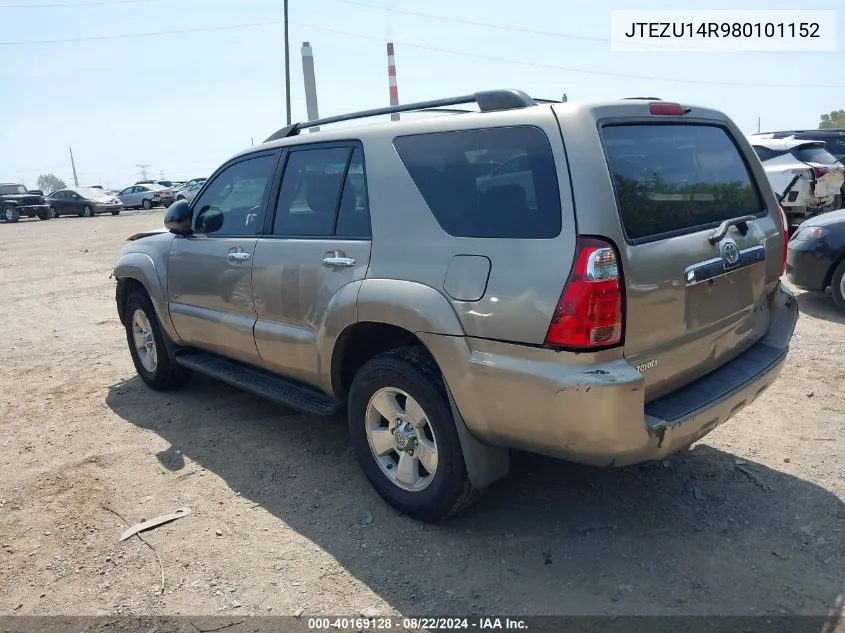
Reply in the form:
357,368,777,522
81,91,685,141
422,282,798,467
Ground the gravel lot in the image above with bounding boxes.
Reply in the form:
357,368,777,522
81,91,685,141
0,211,843,622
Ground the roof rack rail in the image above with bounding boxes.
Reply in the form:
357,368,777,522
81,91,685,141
621,96,663,100
264,89,537,143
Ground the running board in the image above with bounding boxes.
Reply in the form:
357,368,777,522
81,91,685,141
173,350,341,417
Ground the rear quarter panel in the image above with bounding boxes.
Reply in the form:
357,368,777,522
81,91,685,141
360,106,578,345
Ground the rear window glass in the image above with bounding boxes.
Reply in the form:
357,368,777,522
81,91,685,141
792,145,839,165
393,126,561,238
602,124,764,241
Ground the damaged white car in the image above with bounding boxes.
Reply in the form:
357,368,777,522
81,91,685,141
749,136,844,227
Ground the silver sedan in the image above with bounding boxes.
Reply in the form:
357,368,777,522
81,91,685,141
117,184,166,210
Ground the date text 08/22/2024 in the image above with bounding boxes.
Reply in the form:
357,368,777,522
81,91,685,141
307,617,529,631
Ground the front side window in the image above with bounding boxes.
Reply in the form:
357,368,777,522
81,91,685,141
192,154,276,236
393,126,561,239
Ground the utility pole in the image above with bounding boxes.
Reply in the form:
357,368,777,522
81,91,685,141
251,137,254,146
562,93,568,103
136,164,151,181
284,0,291,125
69,147,79,187
757,117,761,134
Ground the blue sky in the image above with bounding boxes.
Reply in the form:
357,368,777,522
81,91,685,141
1,0,843,189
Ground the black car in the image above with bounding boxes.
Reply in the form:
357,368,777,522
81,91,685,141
46,187,124,217
1,182,51,222
785,209,845,309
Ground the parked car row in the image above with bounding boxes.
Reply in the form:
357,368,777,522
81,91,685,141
1,177,209,222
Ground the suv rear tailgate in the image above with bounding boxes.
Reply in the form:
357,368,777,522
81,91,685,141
555,102,785,402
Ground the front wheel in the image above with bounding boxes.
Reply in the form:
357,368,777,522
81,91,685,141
81,206,95,217
111,210,121,216
830,260,845,311
142,199,153,210
3,205,20,223
124,290,190,390
347,346,478,522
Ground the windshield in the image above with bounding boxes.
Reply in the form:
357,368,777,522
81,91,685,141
77,188,111,199
0,184,27,195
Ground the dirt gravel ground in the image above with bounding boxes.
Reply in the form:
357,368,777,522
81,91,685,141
0,212,843,623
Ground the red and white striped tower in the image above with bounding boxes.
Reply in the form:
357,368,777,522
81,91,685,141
387,42,399,121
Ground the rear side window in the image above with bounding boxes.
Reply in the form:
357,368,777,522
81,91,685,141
393,126,561,239
602,124,764,242
792,145,839,165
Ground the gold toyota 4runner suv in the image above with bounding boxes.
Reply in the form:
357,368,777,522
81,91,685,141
113,90,798,521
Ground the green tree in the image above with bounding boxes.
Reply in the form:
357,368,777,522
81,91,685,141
36,174,67,194
819,110,845,129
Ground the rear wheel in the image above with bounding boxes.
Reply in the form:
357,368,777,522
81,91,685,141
3,205,19,223
347,346,478,522
36,207,53,220
82,206,94,217
142,199,153,210
124,290,190,390
830,260,845,311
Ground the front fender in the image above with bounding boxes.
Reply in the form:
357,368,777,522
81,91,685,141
356,279,466,336
114,251,181,343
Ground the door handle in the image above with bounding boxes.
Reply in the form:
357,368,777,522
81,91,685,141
228,251,251,262
322,256,356,268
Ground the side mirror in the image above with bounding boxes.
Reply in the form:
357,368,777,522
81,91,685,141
164,199,192,235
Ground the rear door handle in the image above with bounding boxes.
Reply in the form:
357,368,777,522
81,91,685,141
228,251,251,262
322,256,356,268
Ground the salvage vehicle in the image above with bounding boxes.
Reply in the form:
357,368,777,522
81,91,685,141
786,209,845,310
1,183,52,222
113,90,798,521
749,137,844,227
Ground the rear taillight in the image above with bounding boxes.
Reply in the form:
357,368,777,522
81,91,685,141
812,166,828,178
545,237,623,349
778,204,789,277
649,102,685,116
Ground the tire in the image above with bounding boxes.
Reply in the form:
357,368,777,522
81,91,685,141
82,206,95,218
124,290,190,390
3,205,20,223
830,259,845,311
142,199,153,210
347,346,478,522
111,210,121,216
176,196,185,202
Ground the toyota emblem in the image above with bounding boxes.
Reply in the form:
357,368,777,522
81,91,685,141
722,240,740,266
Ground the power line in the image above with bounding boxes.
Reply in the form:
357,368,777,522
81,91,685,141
329,0,845,56
0,19,283,44
292,22,845,89
0,15,841,89
0,0,151,7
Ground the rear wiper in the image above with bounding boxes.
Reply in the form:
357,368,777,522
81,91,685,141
708,215,758,244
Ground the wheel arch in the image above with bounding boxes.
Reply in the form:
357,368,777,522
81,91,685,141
823,250,845,291
114,252,181,344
